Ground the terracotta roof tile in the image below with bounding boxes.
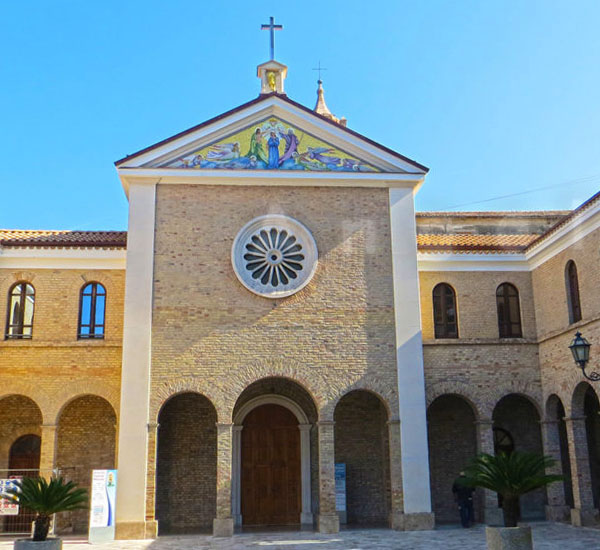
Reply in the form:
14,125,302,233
0,230,127,248
417,233,538,253
416,210,570,218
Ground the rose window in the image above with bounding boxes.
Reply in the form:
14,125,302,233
232,215,318,298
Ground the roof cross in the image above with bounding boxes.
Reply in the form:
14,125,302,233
261,16,283,60
312,61,328,82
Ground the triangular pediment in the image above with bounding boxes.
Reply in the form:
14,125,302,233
116,94,428,177
157,116,380,173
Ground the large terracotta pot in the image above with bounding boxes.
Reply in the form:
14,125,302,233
486,526,532,550
14,539,62,550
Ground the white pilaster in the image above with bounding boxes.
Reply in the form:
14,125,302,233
115,181,158,537
388,188,433,520
299,424,313,525
232,426,243,526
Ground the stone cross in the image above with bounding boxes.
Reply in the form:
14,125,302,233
261,16,283,60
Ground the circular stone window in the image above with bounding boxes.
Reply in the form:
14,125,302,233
231,215,318,298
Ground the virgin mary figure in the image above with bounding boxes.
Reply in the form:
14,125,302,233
267,132,280,169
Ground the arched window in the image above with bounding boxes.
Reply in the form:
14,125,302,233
565,260,582,324
433,283,458,338
496,283,522,338
78,282,106,339
6,282,35,339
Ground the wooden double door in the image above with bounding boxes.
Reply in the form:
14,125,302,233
241,404,301,526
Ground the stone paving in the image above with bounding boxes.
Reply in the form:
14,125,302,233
2,523,600,550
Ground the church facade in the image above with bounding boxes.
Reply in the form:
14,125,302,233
0,60,599,538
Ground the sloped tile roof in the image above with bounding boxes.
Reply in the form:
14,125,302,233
0,230,127,248
417,233,538,253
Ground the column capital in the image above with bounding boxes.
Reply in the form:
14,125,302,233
474,418,493,426
316,420,335,427
41,424,58,430
564,416,587,423
147,422,159,432
539,419,560,426
387,419,401,426
298,423,312,432
232,425,244,433
216,422,234,430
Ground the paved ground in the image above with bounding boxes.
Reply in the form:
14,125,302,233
2,523,600,549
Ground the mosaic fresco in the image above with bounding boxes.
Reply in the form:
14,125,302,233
162,117,379,172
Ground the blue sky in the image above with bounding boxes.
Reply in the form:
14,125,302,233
1,0,599,230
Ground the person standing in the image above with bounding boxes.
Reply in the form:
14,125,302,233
452,471,475,528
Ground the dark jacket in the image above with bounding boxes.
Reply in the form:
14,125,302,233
452,477,475,503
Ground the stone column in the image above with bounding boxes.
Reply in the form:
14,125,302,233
299,424,313,525
144,422,159,538
387,419,404,529
316,421,339,533
39,424,58,478
564,416,600,526
475,419,503,526
388,188,434,531
540,419,570,522
213,423,234,537
231,426,243,526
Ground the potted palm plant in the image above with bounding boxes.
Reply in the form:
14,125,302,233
460,451,563,550
1,476,87,550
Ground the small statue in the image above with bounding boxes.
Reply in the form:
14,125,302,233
267,71,276,91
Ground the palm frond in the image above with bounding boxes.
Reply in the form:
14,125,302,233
462,451,563,499
3,477,88,515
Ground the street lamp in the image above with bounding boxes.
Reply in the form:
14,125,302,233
569,331,598,381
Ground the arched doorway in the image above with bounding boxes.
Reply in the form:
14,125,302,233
9,434,41,472
493,394,545,520
0,395,42,470
233,377,317,528
334,390,391,526
56,395,117,534
427,395,478,523
4,435,41,533
155,392,217,534
241,404,301,526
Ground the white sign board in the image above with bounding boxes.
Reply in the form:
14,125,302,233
335,463,346,512
0,478,20,516
88,470,117,543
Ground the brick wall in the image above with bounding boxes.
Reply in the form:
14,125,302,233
420,271,537,341
56,395,117,533
334,390,390,525
155,393,217,533
150,184,399,420
148,184,400,523
0,268,123,425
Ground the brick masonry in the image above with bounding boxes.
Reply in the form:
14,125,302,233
148,184,403,529
2,196,600,534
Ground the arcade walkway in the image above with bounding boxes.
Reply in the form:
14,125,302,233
1,523,599,549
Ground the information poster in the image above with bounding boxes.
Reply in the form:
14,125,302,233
0,478,20,516
335,463,347,524
88,469,117,543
